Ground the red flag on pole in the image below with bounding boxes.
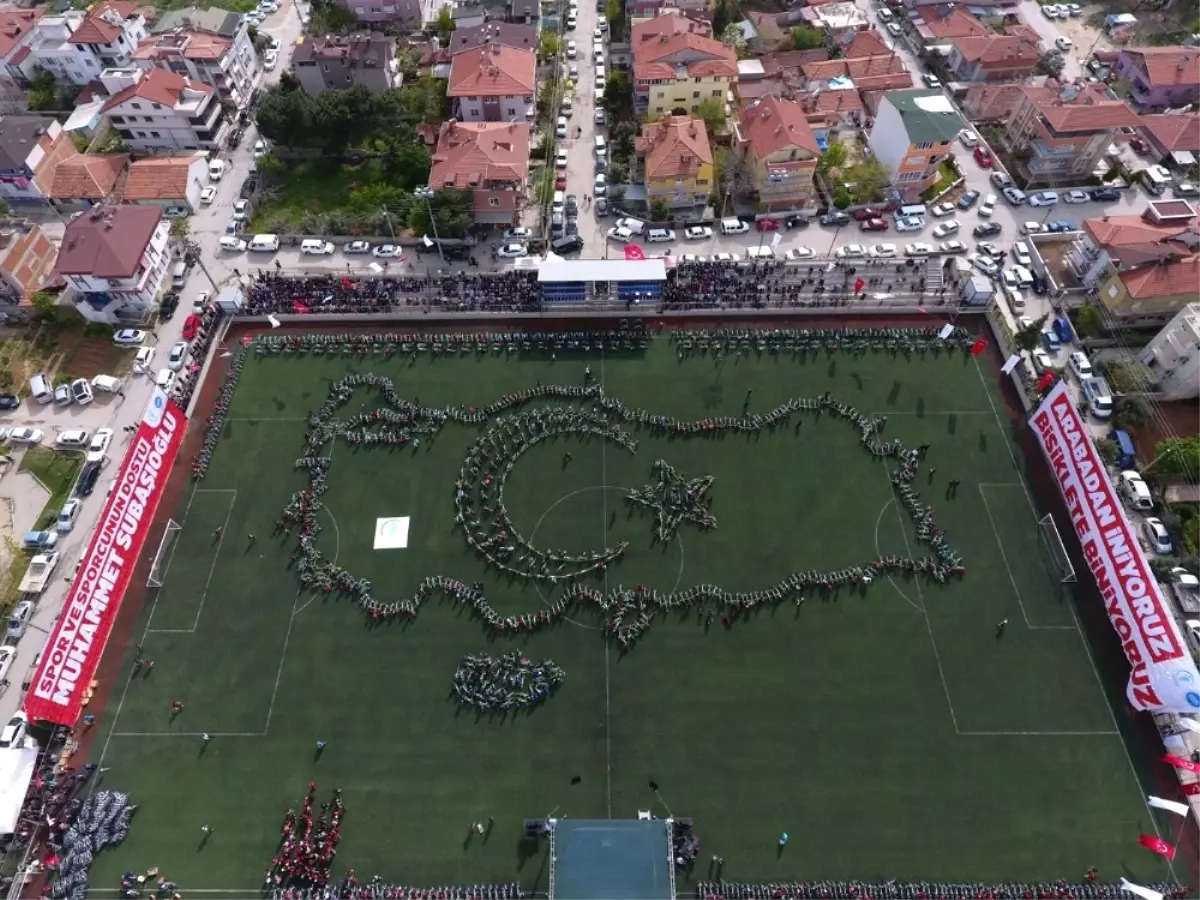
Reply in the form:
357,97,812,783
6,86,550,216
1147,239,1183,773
624,245,647,261
969,338,989,356
293,301,312,314
917,305,927,314
1163,752,1200,775
853,278,864,292
1137,835,1176,860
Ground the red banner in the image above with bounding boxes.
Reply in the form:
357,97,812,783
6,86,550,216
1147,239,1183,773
1164,753,1200,775
969,338,989,356
624,245,646,261
24,390,188,726
1137,835,1176,860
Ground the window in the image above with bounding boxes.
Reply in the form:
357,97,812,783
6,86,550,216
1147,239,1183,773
693,90,699,98
915,141,932,150
468,107,479,117
693,76,701,84
696,178,709,185
712,89,720,97
110,115,124,124
355,5,365,11
656,91,664,98
906,155,923,166
150,131,160,138
489,197,500,207
524,95,533,103
130,102,142,109
135,131,145,137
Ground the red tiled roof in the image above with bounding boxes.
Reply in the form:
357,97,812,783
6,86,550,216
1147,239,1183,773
69,1,140,45
0,8,41,60
55,205,163,279
633,23,737,81
1084,212,1198,250
101,67,213,113
800,87,862,124
840,30,889,59
49,154,127,201
738,96,819,158
952,34,1040,68
429,120,531,188
802,53,908,81
132,31,231,63
760,49,828,76
735,76,784,101
1123,47,1200,89
919,7,987,40
121,155,199,200
1140,113,1200,153
1121,256,1200,300
632,12,709,43
636,114,712,179
1039,98,1141,132
447,43,536,97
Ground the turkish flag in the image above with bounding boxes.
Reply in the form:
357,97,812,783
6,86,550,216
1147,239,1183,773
1137,835,1176,860
341,278,355,288
240,336,254,345
1163,752,1200,775
917,305,927,313
624,245,647,260
854,278,864,292
1036,371,1056,393
969,337,989,356
293,301,312,314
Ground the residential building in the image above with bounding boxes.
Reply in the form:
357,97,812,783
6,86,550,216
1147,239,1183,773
447,43,536,122
632,14,737,119
795,1,867,31
334,0,420,27
947,33,1040,82
960,81,1030,122
420,22,537,74
0,8,43,85
733,96,819,213
743,11,787,54
49,154,128,210
635,114,713,209
1138,113,1199,169
867,89,962,201
26,11,89,85
1003,84,1140,184
1067,201,1199,325
627,0,710,30
911,6,987,49
120,153,208,211
0,219,57,312
132,25,257,106
42,1,149,86
292,34,399,96
0,115,81,204
428,119,530,226
1113,48,1200,113
1138,302,1200,401
100,67,228,152
55,204,171,323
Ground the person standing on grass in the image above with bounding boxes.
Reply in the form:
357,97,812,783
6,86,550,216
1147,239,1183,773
995,619,1008,639
212,526,222,541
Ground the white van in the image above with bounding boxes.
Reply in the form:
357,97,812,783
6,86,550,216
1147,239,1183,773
1002,284,1026,313
595,135,607,156
746,246,775,260
170,261,190,289
29,372,53,404
720,217,749,235
896,204,927,219
301,239,334,255
208,159,226,181
91,374,122,394
614,217,645,235
248,234,280,252
1144,165,1171,195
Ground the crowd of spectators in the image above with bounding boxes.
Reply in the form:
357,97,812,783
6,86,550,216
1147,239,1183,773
244,271,541,316
694,883,1191,900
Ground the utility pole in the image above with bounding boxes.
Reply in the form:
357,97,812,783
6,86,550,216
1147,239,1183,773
415,185,446,266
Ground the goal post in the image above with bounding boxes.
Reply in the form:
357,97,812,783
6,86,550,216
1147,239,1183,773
147,519,183,588
1038,513,1076,584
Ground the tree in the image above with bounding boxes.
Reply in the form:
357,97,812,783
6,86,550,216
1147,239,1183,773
695,97,726,133
815,142,847,174
540,29,561,59
603,71,633,123
712,0,738,40
605,0,625,41
608,184,626,205
649,198,671,222
27,67,57,110
790,25,824,50
310,85,376,151
842,158,888,203
720,22,748,59
1112,394,1150,429
1014,313,1049,352
255,84,313,147
1071,303,1104,338
1095,438,1119,467
381,140,431,189
434,6,455,38
169,218,190,239
408,187,473,238
1148,436,1200,480
1034,51,1065,78
0,199,9,217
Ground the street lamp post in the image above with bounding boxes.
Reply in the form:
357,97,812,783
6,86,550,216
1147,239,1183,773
414,185,445,267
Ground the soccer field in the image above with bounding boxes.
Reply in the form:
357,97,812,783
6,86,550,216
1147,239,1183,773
86,325,1178,893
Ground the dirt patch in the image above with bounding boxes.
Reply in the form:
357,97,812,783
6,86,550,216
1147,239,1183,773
0,325,135,391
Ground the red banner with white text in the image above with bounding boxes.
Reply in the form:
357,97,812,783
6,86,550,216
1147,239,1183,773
24,390,187,725
1030,381,1200,714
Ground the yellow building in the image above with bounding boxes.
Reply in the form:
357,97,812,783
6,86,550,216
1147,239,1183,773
635,114,714,209
632,13,737,120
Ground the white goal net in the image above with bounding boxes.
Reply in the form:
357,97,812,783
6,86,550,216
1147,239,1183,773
147,519,182,587
1038,513,1076,583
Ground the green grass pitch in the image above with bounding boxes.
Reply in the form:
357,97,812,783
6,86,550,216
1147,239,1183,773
87,333,1177,892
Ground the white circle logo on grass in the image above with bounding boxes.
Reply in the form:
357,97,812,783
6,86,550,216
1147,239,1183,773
374,517,411,550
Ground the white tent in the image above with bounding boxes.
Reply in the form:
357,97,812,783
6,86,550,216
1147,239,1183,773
0,747,38,835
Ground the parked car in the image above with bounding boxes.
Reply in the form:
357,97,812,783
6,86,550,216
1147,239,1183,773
8,427,42,444
56,429,90,449
1063,190,1089,204
343,240,371,254
904,242,934,257
1029,191,1059,207
182,314,202,341
978,194,997,216
87,428,113,461
894,216,924,232
939,240,967,254
958,190,980,209
684,226,712,240
834,244,866,258
973,221,1002,238
1142,517,1172,555
70,378,93,405
784,215,810,229
219,237,247,252
958,130,978,148
200,187,217,205
0,711,28,747
755,218,779,232
1002,186,1027,206
932,220,960,238
1012,241,1032,266
1046,220,1076,233
785,247,815,259
1089,187,1120,202
859,218,889,232
497,243,528,258
973,146,993,168
869,243,898,258
820,211,850,227
0,394,19,410
113,329,146,346
931,203,956,217
57,498,82,533
1067,351,1093,379
372,245,402,258
990,172,1014,190
969,253,999,276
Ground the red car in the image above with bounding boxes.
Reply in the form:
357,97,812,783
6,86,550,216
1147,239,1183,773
852,206,886,221
182,314,201,340
555,174,567,190
859,218,889,232
755,217,780,232
973,146,993,167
